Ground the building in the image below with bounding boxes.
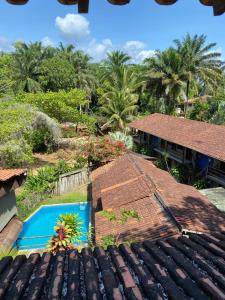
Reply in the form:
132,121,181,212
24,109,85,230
130,113,225,186
91,153,225,244
0,169,26,251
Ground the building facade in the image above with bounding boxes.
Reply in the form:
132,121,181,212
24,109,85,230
130,113,225,186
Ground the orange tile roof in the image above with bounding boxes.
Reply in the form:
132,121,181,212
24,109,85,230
130,113,225,162
92,153,225,243
0,169,26,182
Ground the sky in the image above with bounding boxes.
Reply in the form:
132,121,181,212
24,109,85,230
0,0,225,63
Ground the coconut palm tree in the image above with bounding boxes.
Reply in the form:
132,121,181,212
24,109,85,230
174,34,224,102
145,48,187,114
71,50,96,98
12,42,50,93
100,66,143,132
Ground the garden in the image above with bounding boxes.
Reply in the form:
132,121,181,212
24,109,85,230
0,33,225,253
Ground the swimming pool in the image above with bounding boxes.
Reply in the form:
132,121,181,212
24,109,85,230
16,203,90,250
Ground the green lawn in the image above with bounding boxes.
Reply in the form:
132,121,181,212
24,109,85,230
18,189,88,221
42,190,88,205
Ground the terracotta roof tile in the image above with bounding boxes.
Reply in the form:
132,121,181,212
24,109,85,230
92,153,225,243
0,169,26,182
1,233,225,299
130,113,225,162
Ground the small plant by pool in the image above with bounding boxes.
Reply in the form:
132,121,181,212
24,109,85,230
17,203,90,250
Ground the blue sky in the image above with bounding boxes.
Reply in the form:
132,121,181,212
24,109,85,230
0,0,224,62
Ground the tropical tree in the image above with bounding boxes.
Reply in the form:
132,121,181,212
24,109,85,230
71,50,96,98
40,57,75,91
174,34,224,104
145,48,187,114
104,50,131,69
11,42,51,92
100,66,143,132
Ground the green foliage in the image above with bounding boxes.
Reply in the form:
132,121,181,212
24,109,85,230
16,90,96,131
16,160,74,219
100,209,140,247
109,132,133,149
47,221,73,254
74,156,88,169
188,100,210,121
170,164,188,183
0,102,34,143
193,179,208,190
101,235,116,249
100,66,144,132
40,57,75,91
0,139,33,168
48,212,83,254
58,213,83,243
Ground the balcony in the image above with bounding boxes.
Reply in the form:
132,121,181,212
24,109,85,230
153,147,191,164
207,167,225,187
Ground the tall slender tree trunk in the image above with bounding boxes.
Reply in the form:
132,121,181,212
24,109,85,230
184,80,190,116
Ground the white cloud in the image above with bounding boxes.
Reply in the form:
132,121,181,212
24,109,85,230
41,36,55,47
87,38,113,61
55,14,90,42
136,50,155,62
123,40,155,63
124,40,146,51
0,36,12,51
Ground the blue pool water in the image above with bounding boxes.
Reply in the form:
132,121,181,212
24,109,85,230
17,203,90,250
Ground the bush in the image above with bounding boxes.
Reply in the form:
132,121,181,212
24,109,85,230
109,132,133,150
170,165,189,183
17,160,74,219
74,156,88,169
193,179,208,190
0,139,33,168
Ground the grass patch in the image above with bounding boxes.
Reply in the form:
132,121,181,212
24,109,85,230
18,189,88,221
42,190,88,205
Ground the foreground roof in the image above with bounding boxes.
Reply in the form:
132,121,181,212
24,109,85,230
1,233,225,299
92,153,225,243
0,169,26,182
130,113,225,162
5,0,225,15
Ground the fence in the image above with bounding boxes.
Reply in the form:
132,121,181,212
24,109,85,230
54,168,89,195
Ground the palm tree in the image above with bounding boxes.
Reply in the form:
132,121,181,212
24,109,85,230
102,51,131,80
57,42,75,62
12,42,50,93
174,34,224,103
145,48,187,114
100,66,143,132
71,50,96,98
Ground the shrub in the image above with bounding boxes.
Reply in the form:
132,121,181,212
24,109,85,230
47,222,73,254
193,179,208,190
100,209,140,248
170,165,189,183
0,139,33,168
74,156,88,169
17,160,74,219
48,213,83,254
109,132,133,150
58,213,83,243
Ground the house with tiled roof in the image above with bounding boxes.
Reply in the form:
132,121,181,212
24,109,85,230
0,169,26,251
91,153,225,244
130,113,225,187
